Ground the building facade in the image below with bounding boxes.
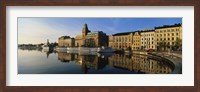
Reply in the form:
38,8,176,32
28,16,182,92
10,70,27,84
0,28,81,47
109,32,133,50
58,36,75,47
155,24,182,51
75,23,108,47
132,32,141,50
140,30,156,50
85,31,108,47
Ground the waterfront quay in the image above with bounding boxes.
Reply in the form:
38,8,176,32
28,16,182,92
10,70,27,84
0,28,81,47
18,23,182,74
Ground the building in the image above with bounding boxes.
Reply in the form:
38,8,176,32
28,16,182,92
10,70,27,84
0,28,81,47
132,31,141,50
75,23,108,47
155,23,182,51
75,34,83,47
140,30,156,50
109,32,133,50
58,36,75,47
85,31,108,47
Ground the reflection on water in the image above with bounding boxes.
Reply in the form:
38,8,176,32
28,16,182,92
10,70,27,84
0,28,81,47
18,49,174,74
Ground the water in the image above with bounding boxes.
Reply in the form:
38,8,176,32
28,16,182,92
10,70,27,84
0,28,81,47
18,49,174,74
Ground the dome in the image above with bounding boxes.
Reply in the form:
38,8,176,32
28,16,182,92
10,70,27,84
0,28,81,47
75,34,82,39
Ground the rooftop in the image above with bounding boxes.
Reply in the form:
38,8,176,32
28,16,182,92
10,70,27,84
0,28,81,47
59,36,71,39
155,23,182,29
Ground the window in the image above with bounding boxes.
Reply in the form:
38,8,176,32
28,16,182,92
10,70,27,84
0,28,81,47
168,38,170,40
176,33,178,36
168,33,170,36
167,30,170,32
164,34,166,36
171,29,174,32
164,38,166,40
160,34,162,36
172,37,174,40
164,30,166,32
160,38,162,41
172,33,174,36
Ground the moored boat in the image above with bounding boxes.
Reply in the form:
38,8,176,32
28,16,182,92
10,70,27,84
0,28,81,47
97,47,115,53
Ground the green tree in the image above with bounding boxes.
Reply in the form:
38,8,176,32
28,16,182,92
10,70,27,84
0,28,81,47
173,38,182,51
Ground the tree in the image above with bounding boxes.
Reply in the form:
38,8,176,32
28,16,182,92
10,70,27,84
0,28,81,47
173,38,182,51
157,41,165,51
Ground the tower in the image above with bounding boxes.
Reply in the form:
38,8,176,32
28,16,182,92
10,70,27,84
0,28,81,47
47,39,49,45
82,23,89,38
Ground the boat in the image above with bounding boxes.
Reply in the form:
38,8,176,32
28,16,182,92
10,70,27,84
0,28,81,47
97,47,115,53
42,44,53,52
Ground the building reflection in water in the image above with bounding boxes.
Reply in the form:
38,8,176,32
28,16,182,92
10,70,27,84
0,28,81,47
108,54,173,74
58,52,75,62
57,52,174,74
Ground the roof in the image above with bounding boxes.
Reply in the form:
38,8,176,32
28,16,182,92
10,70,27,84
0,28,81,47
112,31,142,36
155,23,182,29
59,36,70,39
140,30,155,33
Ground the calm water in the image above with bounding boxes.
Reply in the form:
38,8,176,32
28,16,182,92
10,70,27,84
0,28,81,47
18,49,174,74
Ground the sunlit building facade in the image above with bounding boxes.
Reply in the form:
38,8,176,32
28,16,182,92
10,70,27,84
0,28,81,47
140,30,156,50
58,36,75,47
75,23,108,47
155,24,182,51
109,32,133,50
132,32,141,50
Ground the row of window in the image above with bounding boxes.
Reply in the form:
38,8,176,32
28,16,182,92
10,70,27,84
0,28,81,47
157,28,180,33
113,37,130,42
141,42,154,44
142,38,154,40
157,33,179,37
157,37,179,41
141,34,154,36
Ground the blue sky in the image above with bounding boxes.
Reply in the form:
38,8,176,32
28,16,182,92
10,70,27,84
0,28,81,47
18,18,182,44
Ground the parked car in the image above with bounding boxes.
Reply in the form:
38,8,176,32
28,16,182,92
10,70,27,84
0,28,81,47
146,49,155,53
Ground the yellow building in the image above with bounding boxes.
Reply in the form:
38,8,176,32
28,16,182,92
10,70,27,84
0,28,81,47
58,36,75,47
155,24,182,51
132,32,141,50
140,30,156,50
109,32,133,50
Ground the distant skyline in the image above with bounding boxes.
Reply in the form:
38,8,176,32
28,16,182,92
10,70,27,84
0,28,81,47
18,18,182,44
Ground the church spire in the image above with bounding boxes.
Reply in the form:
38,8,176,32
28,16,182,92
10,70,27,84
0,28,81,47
82,23,89,38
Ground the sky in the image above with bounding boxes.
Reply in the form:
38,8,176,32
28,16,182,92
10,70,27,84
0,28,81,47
18,18,182,44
